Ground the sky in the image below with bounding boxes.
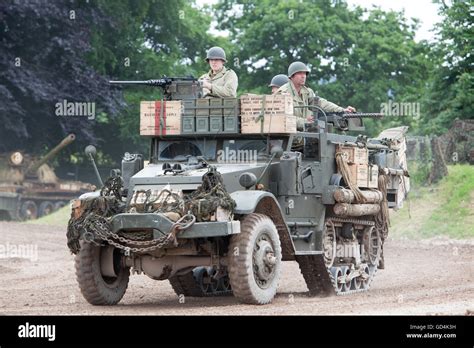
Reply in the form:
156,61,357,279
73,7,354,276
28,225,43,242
346,0,442,41
195,0,442,42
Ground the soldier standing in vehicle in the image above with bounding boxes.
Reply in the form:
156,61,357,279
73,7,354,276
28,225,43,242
199,46,238,98
277,61,356,130
269,74,289,94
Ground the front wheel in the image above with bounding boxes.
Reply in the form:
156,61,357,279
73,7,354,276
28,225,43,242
75,242,130,305
228,213,282,305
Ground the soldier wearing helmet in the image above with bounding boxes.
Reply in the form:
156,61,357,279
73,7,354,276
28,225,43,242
278,61,356,130
199,46,238,98
269,74,289,94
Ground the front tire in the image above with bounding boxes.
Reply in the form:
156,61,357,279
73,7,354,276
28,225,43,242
228,213,282,305
75,242,130,305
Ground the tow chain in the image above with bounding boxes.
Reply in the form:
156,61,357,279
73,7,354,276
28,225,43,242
82,212,196,254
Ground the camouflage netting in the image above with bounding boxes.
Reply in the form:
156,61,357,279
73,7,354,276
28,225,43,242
66,168,236,254
66,195,124,254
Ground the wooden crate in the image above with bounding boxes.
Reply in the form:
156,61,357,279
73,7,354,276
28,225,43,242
336,145,368,164
368,164,379,188
140,101,182,136
240,114,296,134
240,94,294,116
344,163,369,188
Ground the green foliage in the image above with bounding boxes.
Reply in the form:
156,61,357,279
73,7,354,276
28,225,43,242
421,165,474,238
391,165,474,239
83,0,216,160
3,0,471,172
27,205,72,227
214,0,432,136
420,0,474,135
407,160,431,187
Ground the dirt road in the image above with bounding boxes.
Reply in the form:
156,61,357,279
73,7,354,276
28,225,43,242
0,221,472,315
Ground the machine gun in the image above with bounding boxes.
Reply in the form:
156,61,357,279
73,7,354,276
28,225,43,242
324,112,384,132
109,76,203,100
301,103,386,132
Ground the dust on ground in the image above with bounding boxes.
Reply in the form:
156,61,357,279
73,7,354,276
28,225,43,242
0,221,472,315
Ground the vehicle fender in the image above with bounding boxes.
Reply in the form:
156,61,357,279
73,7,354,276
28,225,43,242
231,191,295,260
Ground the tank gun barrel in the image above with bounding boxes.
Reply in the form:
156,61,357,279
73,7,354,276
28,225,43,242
26,134,76,175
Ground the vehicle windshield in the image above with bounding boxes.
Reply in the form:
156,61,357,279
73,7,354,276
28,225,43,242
221,139,284,161
158,140,217,161
157,138,284,162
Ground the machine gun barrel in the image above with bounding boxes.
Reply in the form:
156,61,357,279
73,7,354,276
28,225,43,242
341,113,385,118
109,79,170,87
109,76,202,100
109,76,198,87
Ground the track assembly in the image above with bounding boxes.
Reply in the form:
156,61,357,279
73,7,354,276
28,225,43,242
296,217,381,296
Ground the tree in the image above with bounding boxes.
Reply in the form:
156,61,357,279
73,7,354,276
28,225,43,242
86,0,215,158
420,0,474,135
0,0,215,166
0,1,124,154
214,0,432,135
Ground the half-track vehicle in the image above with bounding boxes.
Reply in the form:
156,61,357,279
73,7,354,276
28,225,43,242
67,77,409,305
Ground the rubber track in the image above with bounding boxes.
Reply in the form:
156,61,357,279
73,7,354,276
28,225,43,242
169,271,233,297
296,218,379,296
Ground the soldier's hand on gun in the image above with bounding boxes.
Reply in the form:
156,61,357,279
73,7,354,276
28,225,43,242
344,106,357,113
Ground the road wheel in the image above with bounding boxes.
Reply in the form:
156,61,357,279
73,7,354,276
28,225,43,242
228,213,282,305
38,201,54,217
169,269,206,297
75,242,130,305
20,200,38,220
363,226,381,267
53,201,66,211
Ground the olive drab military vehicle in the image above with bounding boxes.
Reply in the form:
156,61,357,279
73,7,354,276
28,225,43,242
67,77,409,305
0,134,95,220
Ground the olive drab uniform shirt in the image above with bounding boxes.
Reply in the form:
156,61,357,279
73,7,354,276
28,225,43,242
199,66,238,98
277,80,345,130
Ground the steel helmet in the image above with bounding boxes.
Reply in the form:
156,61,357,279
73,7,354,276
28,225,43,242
206,46,227,62
268,74,289,87
288,61,310,77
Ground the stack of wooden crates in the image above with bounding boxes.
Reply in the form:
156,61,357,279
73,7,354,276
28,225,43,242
336,145,378,188
239,94,296,134
139,94,297,136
